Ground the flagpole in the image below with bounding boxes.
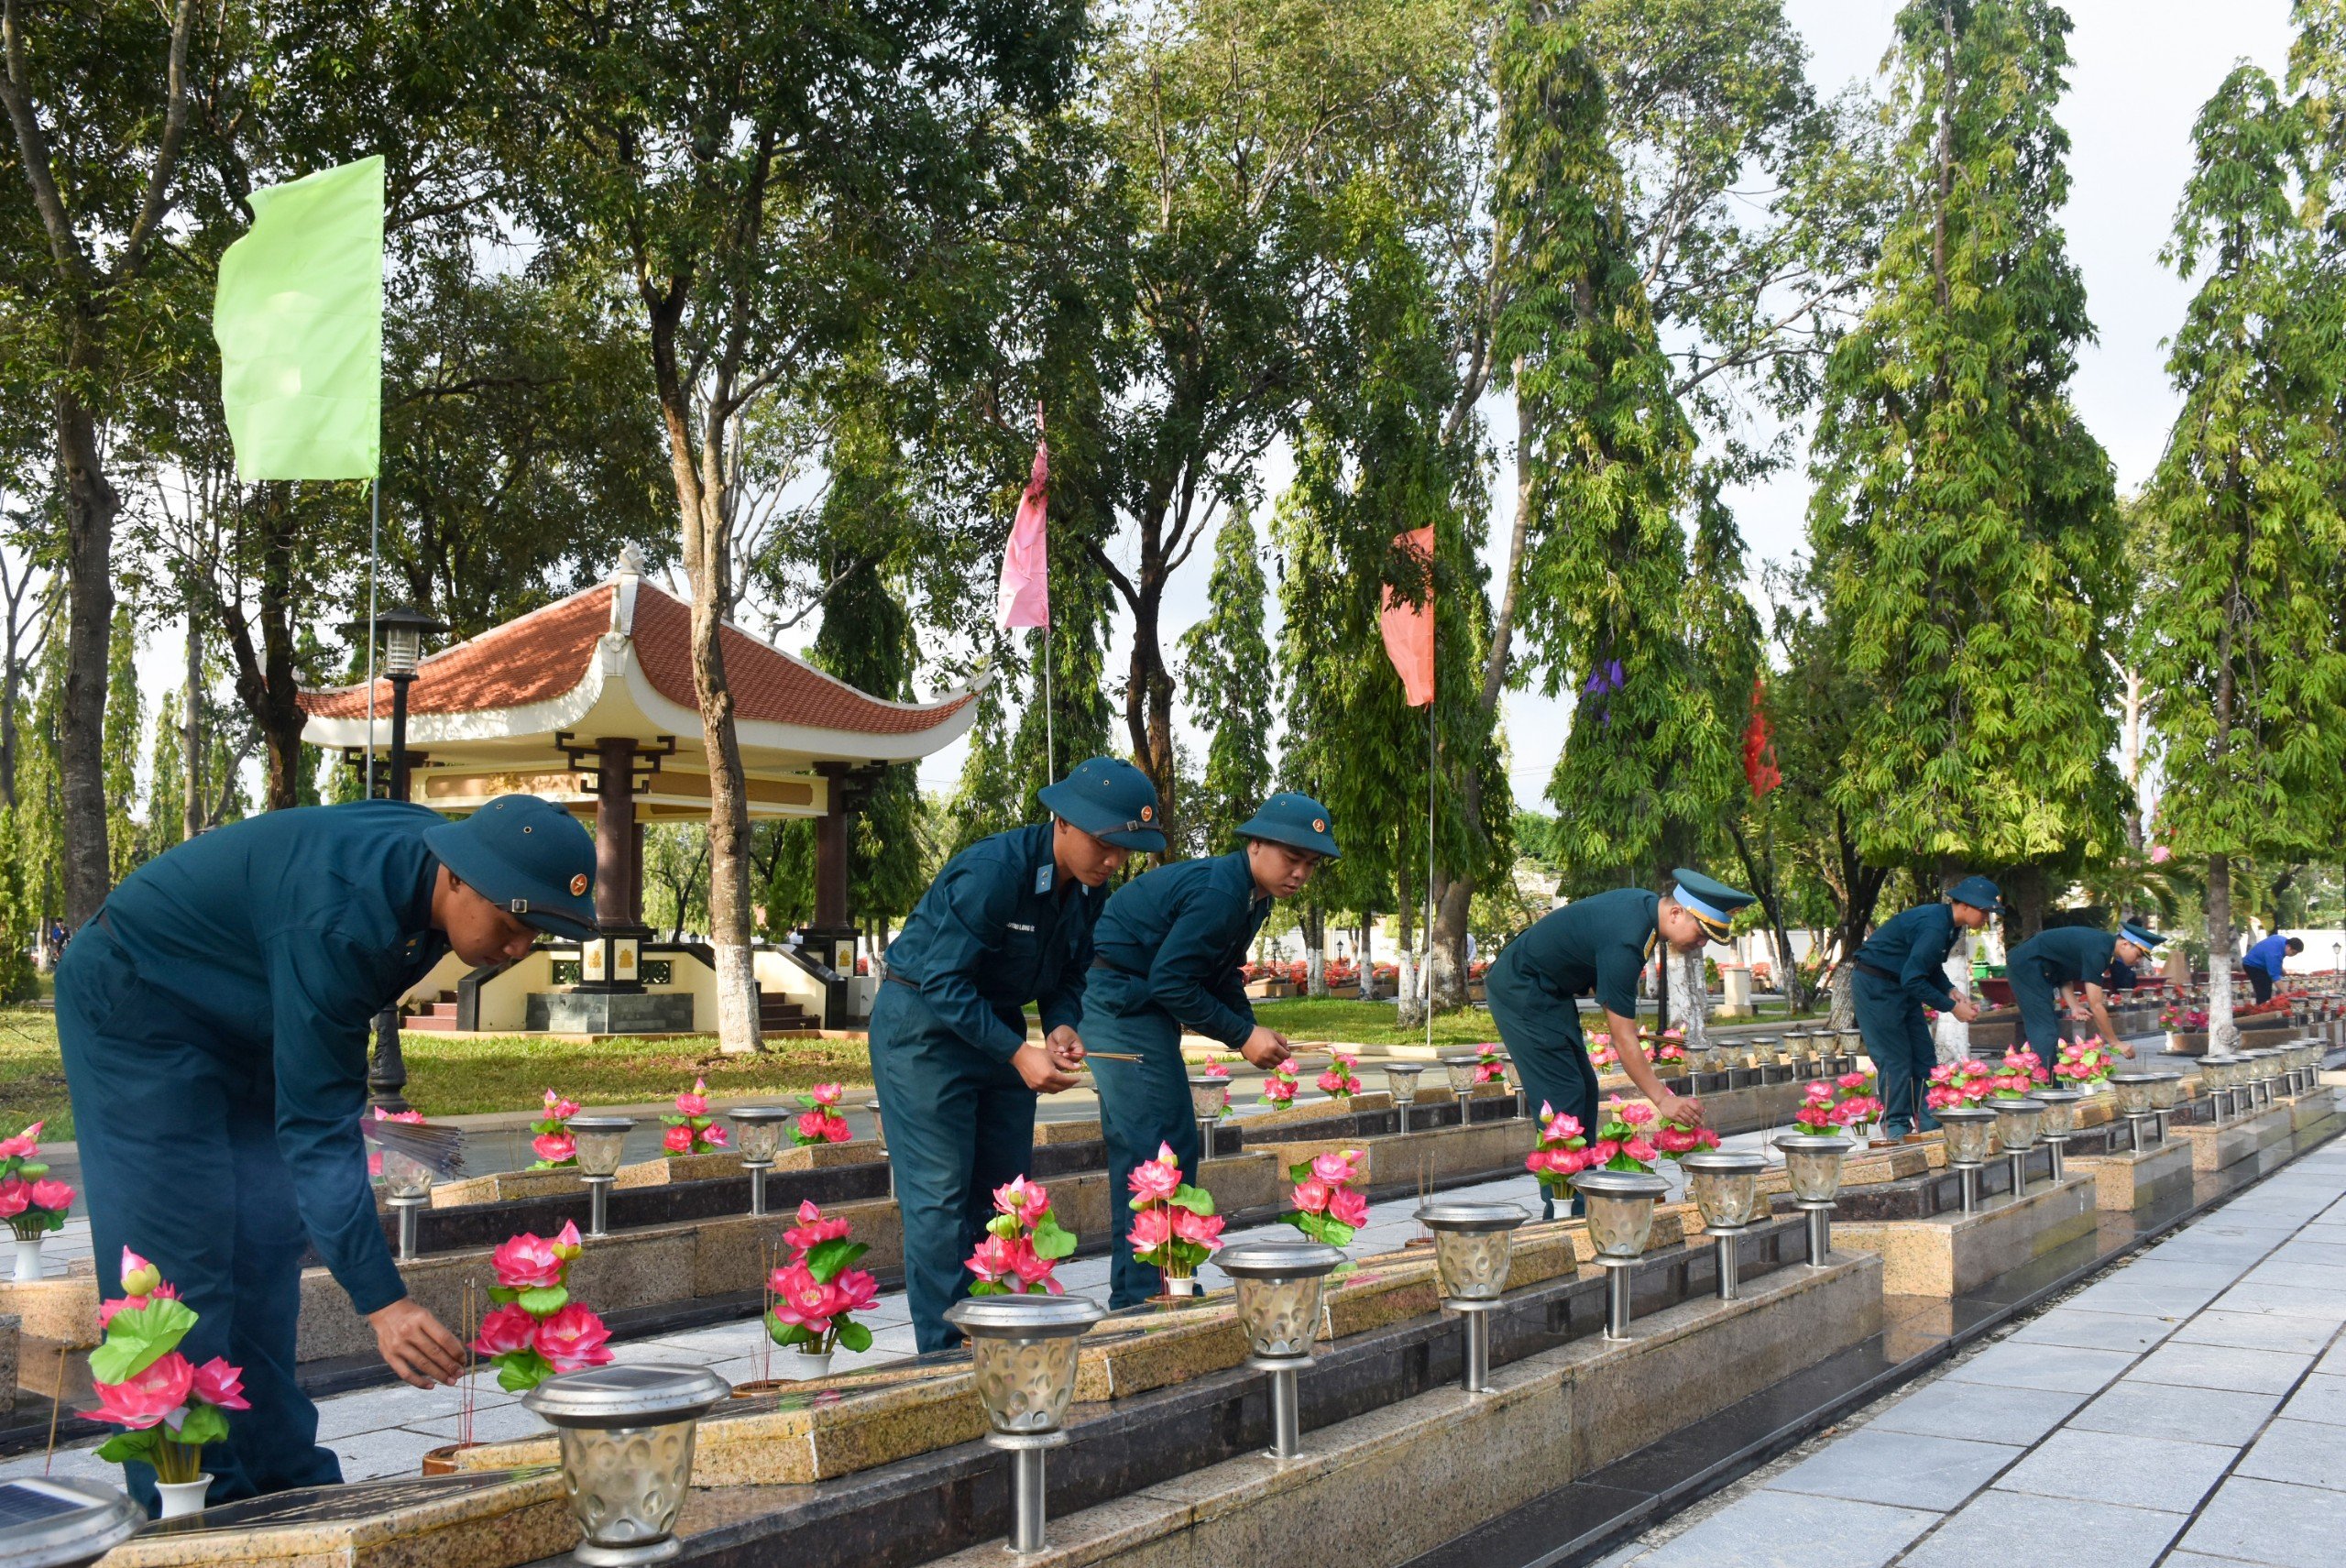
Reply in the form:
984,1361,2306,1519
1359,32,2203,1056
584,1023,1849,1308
1044,625,1055,781
365,480,379,798
1426,684,1435,1055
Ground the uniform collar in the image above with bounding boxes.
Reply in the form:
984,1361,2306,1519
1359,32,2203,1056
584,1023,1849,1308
402,856,449,968
1222,850,1269,904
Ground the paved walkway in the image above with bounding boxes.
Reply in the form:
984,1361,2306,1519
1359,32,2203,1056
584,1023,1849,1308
1607,1139,2346,1568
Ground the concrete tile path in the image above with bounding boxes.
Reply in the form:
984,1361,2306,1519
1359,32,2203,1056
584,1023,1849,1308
1615,1139,2346,1568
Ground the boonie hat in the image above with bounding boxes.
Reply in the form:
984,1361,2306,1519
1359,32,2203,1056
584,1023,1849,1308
423,795,598,938
1037,756,1167,852
1948,874,2006,914
1236,793,1341,859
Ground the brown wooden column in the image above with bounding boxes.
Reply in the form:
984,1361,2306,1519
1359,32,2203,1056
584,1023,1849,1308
596,736,644,933
813,761,851,933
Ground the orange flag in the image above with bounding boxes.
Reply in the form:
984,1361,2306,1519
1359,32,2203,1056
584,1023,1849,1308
1380,526,1435,707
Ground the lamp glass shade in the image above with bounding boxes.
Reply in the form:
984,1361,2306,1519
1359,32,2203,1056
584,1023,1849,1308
1936,1108,1997,1165
2031,1090,2084,1136
2109,1075,2157,1115
1413,1201,1527,1301
1991,1099,2044,1152
944,1295,1104,1436
1570,1169,1669,1260
1681,1150,1767,1230
1772,1134,1853,1203
378,1146,435,1201
384,623,422,675
1188,1077,1231,1118
1219,1241,1344,1359
569,1116,636,1179
1440,1055,1479,1096
729,1108,792,1164
1384,1065,1424,1104
2145,1074,2183,1111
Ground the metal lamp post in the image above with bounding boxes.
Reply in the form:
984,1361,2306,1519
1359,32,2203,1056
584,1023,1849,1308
945,1293,1106,1555
1682,1149,1767,1299
2145,1072,2183,1142
2108,1073,2159,1148
521,1364,730,1566
1189,1076,1230,1162
1773,1133,1853,1264
729,1108,793,1216
1219,1241,1345,1459
1991,1098,2045,1198
1935,1107,1998,1213
1414,1200,1528,1393
1386,1064,1425,1133
2197,1056,2242,1122
570,1115,636,1238
378,1144,436,1262
2032,1088,2085,1181
343,601,449,1113
1571,1169,1669,1339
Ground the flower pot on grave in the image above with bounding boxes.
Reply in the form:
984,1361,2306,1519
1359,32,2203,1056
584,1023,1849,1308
13,1233,45,1283
420,1442,484,1476
155,1477,213,1519
784,1349,834,1380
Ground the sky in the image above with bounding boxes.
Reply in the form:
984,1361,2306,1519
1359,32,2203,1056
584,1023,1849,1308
132,0,2302,814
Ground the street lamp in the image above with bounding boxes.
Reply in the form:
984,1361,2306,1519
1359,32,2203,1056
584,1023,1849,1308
342,600,448,1111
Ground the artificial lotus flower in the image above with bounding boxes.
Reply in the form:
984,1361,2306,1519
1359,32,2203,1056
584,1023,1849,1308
808,1083,844,1107
664,1124,696,1155
674,1079,711,1117
0,1121,42,1160
120,1249,163,1298
1172,1208,1225,1251
0,1180,27,1218
189,1357,250,1412
994,1176,1054,1227
966,1234,1021,1287
489,1229,570,1290
534,1303,616,1371
1007,1244,1065,1293
1292,1177,1333,1214
1128,1206,1177,1253
532,1133,577,1166
89,1353,194,1430
1328,1186,1370,1228
543,1090,582,1121
473,1303,542,1357
1127,1148,1184,1202
784,1200,852,1252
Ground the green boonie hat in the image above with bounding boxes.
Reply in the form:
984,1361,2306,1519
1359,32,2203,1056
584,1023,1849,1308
1669,867,1755,943
1037,756,1167,852
423,795,597,938
1948,874,2006,914
1236,793,1340,859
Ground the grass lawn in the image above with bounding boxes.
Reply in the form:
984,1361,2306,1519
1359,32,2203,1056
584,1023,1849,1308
1250,998,1500,1048
0,1006,871,1142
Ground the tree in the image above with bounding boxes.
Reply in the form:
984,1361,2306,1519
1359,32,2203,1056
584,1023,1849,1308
1178,507,1275,852
101,605,142,879
944,685,1025,858
2143,58,2346,1049
148,689,186,857
1805,0,2124,936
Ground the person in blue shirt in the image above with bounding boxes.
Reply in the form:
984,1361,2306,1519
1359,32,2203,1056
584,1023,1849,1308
1851,875,2002,1139
1485,870,1752,1175
55,795,597,1510
2006,921,2159,1060
870,756,1163,1350
1085,793,1339,1309
2242,932,2302,1005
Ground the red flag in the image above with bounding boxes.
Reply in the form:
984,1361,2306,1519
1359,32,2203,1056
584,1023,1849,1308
996,406,1049,630
1379,526,1436,707
1742,676,1781,798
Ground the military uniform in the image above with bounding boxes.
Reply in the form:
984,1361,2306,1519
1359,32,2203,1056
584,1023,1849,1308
56,795,596,1509
870,758,1162,1350
1484,888,1660,1146
1852,876,2001,1137
1086,794,1338,1309
2005,925,2122,1056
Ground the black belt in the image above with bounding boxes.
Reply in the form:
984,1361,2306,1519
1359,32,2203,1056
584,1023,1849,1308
1852,960,1900,981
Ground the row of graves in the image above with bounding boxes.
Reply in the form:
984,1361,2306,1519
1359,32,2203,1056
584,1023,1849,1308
6,991,2346,1568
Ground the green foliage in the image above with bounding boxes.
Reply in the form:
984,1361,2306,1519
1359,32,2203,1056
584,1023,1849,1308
102,607,143,882
147,691,186,859
88,1297,199,1386
1179,507,1276,854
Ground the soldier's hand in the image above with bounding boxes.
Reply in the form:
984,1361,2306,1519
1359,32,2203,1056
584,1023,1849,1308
1239,1026,1290,1070
1045,1025,1087,1072
370,1298,464,1388
1953,999,1981,1024
1013,1041,1080,1093
1657,1091,1705,1129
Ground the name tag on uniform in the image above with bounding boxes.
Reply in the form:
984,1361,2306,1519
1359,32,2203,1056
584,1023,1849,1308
1035,865,1054,894
1008,922,1036,934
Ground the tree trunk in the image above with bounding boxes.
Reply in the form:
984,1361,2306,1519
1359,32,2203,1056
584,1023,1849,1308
1357,920,1374,1000
182,612,204,840
2209,853,2236,1052
2004,864,2046,946
1827,964,1856,1033
57,385,117,925
1430,876,1471,1009
220,488,312,812
1304,903,1326,997
1676,948,1707,1057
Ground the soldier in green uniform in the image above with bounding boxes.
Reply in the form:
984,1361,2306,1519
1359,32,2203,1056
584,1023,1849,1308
869,756,1164,1352
2005,921,2160,1061
1485,870,1755,1163
1851,875,2004,1139
1084,794,1339,1308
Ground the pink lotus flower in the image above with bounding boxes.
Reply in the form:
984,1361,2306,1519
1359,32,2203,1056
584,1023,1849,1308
993,1177,1052,1226
532,1133,577,1165
1623,1136,1658,1165
1310,1150,1360,1185
1129,1206,1176,1253
784,1200,851,1252
795,1111,837,1144
1540,1106,1583,1142
490,1229,570,1290
95,1279,180,1332
535,1303,615,1371
543,1091,581,1120
967,1234,1020,1286
1656,1126,1700,1155
1293,1177,1333,1214
89,1353,194,1430
0,1180,27,1219
1329,1187,1369,1228
703,1122,731,1146
1264,1078,1297,1103
810,1083,844,1108
473,1303,542,1357
190,1357,249,1411
1128,1149,1183,1202
831,1269,880,1314
1588,1139,1620,1165
1173,1209,1224,1250
1008,1244,1062,1293
675,1079,710,1117
1201,1061,1231,1079
1610,1098,1655,1127
664,1123,696,1155
26,1179,71,1212
0,1122,41,1160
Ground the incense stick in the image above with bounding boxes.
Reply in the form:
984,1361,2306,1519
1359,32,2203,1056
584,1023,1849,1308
1081,1051,1146,1063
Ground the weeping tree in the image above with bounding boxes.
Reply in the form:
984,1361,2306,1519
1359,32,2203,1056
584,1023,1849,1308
1806,0,2126,938
2143,58,2346,1049
1179,505,1276,854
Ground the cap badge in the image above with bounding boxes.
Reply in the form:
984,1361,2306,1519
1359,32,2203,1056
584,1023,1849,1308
1312,817,1326,832
1140,805,1154,822
570,873,589,896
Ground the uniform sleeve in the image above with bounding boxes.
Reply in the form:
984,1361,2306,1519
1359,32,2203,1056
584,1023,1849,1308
263,930,407,1317
1902,907,1962,1010
1592,938,1643,1020
904,861,1030,1061
1036,895,1094,1037
1146,893,1256,1049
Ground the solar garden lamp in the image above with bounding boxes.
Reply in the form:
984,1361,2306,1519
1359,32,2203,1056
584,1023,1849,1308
1441,1052,1481,1098
1935,1108,1998,1213
568,1116,636,1239
1386,1063,1426,1133
2280,1043,2309,1097
944,1293,1107,1555
521,1364,730,1566
1188,1075,1230,1162
0,1476,145,1568
2249,1048,2283,1109
1571,1169,1670,1340
2233,1050,2269,1112
2145,1072,2183,1142
1682,1149,1768,1300
378,1145,436,1263
1773,1133,1854,1265
2031,1089,2085,1182
728,1107,793,1217
1991,1098,2045,1198
1414,1200,1528,1394
2196,1056,2239,1121
1219,1241,1345,1460
2109,1073,2160,1149
1837,1027,1864,1071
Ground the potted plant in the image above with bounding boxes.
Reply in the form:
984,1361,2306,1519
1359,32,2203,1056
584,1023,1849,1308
966,1177,1077,1295
1473,1044,1509,1090
1316,1052,1364,1104
663,1079,729,1156
1258,1062,1301,1108
1280,1149,1368,1247
1127,1143,1224,1299
790,1083,853,1146
763,1201,880,1379
529,1091,582,1168
1525,1103,1592,1202
87,1249,248,1518
1587,1096,1719,1174
470,1222,615,1391
0,1122,71,1282
2055,1039,2117,1089
1926,1058,1997,1112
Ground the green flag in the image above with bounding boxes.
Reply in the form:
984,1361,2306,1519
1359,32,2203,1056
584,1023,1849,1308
214,155,384,480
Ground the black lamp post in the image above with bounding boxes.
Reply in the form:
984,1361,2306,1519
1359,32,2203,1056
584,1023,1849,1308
341,600,448,1109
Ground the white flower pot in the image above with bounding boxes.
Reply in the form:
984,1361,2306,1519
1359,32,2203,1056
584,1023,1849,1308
156,1476,213,1519
13,1234,43,1283
1161,1274,1203,1298
784,1349,833,1380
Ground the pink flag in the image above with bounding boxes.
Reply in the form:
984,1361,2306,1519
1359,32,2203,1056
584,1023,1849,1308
1379,526,1435,707
996,415,1050,630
